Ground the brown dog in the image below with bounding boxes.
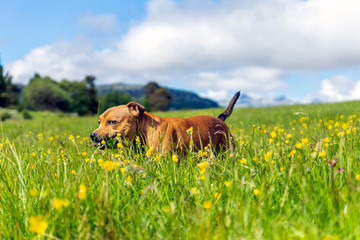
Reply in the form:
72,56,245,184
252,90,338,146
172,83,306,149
91,91,240,154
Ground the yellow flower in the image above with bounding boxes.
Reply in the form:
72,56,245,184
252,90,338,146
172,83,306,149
29,189,38,197
270,131,277,138
253,156,258,161
199,175,206,181
203,201,213,209
187,126,193,133
103,161,116,171
191,187,198,194
117,142,124,148
197,161,208,170
342,123,348,130
52,198,69,210
28,215,48,235
323,138,330,143
319,151,326,158
31,152,37,157
295,142,303,149
280,167,285,173
301,138,309,145
253,189,260,196
286,133,293,139
69,135,75,140
172,155,179,163
146,147,154,157
155,156,161,162
101,140,106,145
214,192,221,199
127,176,133,184
356,174,360,181
81,152,87,157
264,151,271,161
71,170,77,176
269,138,274,143
120,168,126,174
78,184,87,200
224,181,232,188
240,158,247,164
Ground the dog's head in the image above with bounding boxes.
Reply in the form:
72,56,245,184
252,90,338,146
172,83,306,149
90,102,145,144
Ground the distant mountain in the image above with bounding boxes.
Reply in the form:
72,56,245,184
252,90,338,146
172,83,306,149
97,83,219,110
234,93,296,108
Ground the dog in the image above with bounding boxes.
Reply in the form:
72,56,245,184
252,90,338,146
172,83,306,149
91,91,240,154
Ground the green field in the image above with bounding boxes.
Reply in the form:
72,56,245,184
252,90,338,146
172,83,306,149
1,101,360,239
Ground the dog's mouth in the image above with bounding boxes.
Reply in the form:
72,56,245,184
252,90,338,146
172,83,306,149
91,136,127,150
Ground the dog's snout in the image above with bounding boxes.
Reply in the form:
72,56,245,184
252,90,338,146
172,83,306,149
90,132,97,142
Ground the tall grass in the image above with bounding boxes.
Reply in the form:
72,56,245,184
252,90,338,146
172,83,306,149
1,101,360,239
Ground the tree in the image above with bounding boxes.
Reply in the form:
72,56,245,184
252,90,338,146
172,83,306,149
99,91,131,113
85,75,98,114
144,81,172,111
22,74,70,111
0,62,7,107
59,80,91,115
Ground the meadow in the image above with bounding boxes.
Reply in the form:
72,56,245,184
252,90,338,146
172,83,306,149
1,101,360,239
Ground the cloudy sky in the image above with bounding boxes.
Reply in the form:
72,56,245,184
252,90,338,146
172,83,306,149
2,0,360,105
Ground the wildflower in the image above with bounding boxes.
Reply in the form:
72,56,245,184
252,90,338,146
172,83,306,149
135,136,140,143
328,157,337,167
240,158,247,164
69,135,75,140
71,170,77,176
288,150,296,157
52,198,69,210
101,140,106,145
253,156,258,161
197,161,208,170
270,131,277,138
84,158,90,162
342,123,348,130
28,215,48,235
116,133,122,137
338,167,344,174
127,176,133,184
81,152,87,157
356,174,360,181
269,138,274,143
286,133,293,139
120,168,126,174
191,187,198,194
172,155,179,163
264,151,271,161
29,189,38,197
203,200,213,209
295,142,303,149
199,175,206,181
31,152,37,157
155,156,161,162
117,142,123,148
280,167,285,173
187,126,193,133
146,147,154,157
319,151,326,158
214,192,221,199
78,184,87,200
323,138,330,143
103,161,116,171
301,138,309,145
253,189,260,196
224,181,232,188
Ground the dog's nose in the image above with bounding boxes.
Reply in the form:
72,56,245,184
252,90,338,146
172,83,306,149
90,132,97,142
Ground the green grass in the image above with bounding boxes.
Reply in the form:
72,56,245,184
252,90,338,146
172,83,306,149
2,101,360,239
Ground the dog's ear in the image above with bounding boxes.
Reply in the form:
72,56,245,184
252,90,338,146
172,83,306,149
127,102,146,118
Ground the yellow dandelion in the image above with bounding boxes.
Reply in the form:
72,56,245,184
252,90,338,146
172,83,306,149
203,200,213,209
172,154,179,163
78,184,87,200
253,189,260,196
269,138,274,143
199,175,206,181
253,156,258,161
71,170,77,176
127,176,133,184
240,158,247,164
270,131,277,138
69,135,75,140
103,161,116,171
52,198,66,210
286,133,293,139
31,152,37,157
319,151,326,158
289,149,296,157
101,140,106,145
356,174,360,181
155,156,161,162
29,189,38,197
301,138,309,145
295,142,303,149
197,161,208,169
190,187,198,194
224,181,232,188
214,192,221,199
120,168,126,174
28,215,48,235
81,152,87,157
280,167,285,173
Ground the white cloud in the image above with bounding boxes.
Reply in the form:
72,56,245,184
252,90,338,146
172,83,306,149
305,75,360,103
6,0,360,103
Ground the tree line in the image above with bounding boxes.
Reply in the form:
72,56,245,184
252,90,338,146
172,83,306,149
0,64,173,118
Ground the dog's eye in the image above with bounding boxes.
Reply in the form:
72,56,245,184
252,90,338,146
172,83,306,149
108,120,117,125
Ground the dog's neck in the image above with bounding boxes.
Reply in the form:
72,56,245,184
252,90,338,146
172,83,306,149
138,112,162,147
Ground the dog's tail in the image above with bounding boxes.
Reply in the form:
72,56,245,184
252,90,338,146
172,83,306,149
217,91,240,122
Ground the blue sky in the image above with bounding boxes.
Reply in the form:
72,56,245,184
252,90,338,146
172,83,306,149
2,0,360,105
